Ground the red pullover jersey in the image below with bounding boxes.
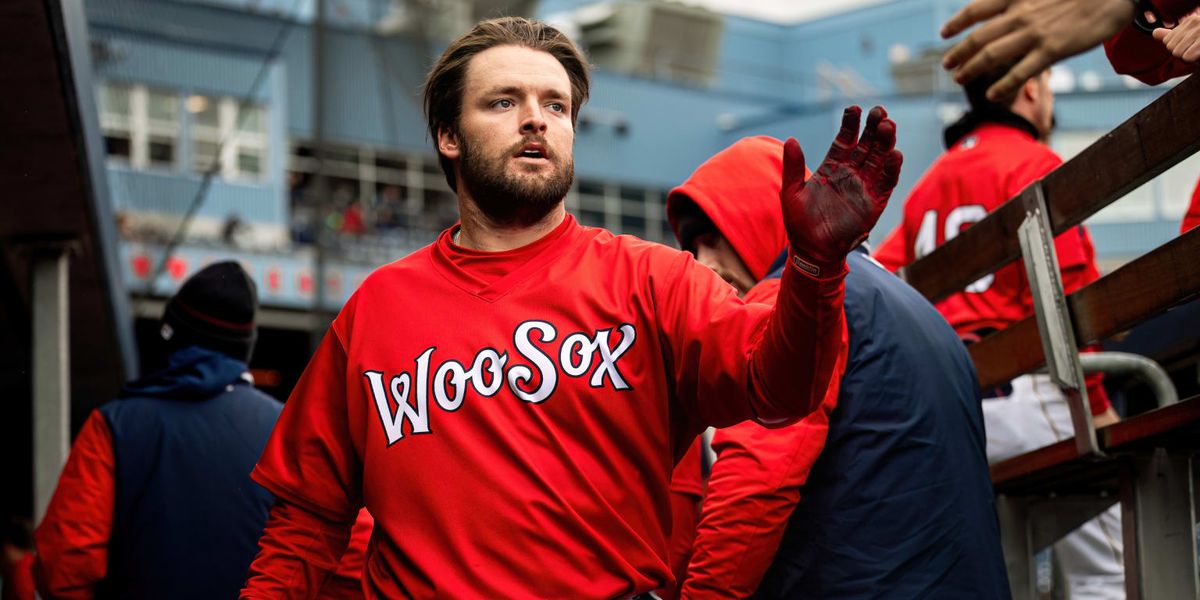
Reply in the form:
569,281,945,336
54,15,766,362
873,122,1110,413
245,214,846,598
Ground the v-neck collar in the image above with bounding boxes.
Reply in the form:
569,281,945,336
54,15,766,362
429,214,583,303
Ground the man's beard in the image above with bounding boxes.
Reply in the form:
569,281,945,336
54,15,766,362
458,135,574,227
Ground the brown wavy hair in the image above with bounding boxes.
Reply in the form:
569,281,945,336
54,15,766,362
422,17,590,190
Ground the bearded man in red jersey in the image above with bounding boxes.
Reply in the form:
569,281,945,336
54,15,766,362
242,17,902,599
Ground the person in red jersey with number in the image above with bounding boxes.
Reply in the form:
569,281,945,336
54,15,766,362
240,16,903,599
873,66,1124,599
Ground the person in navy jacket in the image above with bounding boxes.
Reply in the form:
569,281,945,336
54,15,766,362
34,261,282,599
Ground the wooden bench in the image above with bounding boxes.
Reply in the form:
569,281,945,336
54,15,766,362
991,396,1200,599
901,73,1200,599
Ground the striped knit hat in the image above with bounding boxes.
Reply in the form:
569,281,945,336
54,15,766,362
160,261,258,362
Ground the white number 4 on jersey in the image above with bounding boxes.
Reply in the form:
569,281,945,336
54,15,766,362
914,206,994,293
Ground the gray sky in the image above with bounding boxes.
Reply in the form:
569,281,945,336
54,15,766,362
683,0,893,23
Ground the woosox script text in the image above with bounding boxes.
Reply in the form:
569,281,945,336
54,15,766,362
363,320,637,445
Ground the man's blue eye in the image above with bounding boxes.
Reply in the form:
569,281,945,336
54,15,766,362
548,103,565,112
495,99,513,109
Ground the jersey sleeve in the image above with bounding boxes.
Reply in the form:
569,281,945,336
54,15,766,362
1104,25,1197,85
251,327,362,522
33,410,115,600
245,323,363,597
681,382,840,600
241,500,354,599
664,442,706,600
653,250,847,430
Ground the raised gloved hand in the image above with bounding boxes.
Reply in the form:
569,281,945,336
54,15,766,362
781,106,902,277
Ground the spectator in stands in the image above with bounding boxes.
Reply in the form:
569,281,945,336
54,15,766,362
223,213,250,248
289,172,317,244
374,185,406,231
341,200,367,235
873,64,1124,599
664,136,1009,599
34,262,282,599
941,0,1198,99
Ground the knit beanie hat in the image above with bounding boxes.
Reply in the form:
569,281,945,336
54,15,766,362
160,261,258,362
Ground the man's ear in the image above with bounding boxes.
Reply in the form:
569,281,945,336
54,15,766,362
438,125,461,160
1020,76,1040,105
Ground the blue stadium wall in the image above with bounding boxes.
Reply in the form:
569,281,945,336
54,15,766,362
85,0,1186,312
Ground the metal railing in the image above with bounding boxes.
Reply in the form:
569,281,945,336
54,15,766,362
900,73,1200,599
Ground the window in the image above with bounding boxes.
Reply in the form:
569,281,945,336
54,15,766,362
234,104,267,178
185,95,269,180
188,94,220,173
99,83,133,162
98,82,271,181
146,88,178,169
99,83,181,170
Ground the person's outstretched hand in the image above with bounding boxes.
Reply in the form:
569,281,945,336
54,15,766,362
781,106,902,277
1153,8,1200,63
940,0,1135,101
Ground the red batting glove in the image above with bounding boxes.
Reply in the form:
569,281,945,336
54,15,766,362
781,105,902,278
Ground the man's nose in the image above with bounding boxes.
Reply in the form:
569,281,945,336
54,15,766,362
520,103,548,134
694,246,721,272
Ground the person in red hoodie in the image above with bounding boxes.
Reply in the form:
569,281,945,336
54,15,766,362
658,137,823,599
873,65,1124,598
663,136,1008,599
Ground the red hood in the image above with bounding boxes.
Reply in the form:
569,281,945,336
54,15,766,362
667,136,808,281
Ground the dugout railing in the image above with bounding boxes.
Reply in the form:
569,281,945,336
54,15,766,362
897,72,1200,599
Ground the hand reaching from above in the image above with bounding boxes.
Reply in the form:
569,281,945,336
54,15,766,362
1154,8,1200,63
782,106,902,277
940,0,1135,101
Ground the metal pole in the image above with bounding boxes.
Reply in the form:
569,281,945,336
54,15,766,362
996,495,1037,600
1121,449,1198,599
310,0,331,351
32,248,70,523
1017,182,1101,458
1079,352,1179,407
